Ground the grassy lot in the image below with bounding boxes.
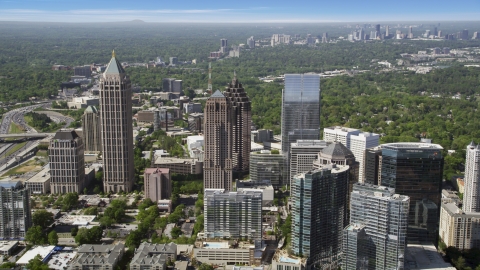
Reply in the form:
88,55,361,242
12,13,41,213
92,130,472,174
36,150,48,157
8,122,24,134
2,159,42,176
5,142,26,156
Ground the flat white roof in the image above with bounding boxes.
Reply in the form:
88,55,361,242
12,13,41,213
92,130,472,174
17,245,55,265
0,241,18,252
47,251,77,270
58,215,96,225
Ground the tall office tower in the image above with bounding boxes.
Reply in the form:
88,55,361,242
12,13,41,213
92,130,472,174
144,168,171,203
204,189,262,240
358,28,365,40
322,32,328,43
0,181,31,239
375,24,380,33
473,32,479,40
49,130,85,194
250,150,286,189
343,183,410,270
363,146,382,185
281,74,320,179
81,106,101,152
433,27,438,36
247,36,255,48
169,57,178,65
408,26,414,39
464,142,480,212
385,25,390,37
289,140,327,187
223,73,251,172
462,29,469,40
380,143,444,244
438,30,443,38
221,38,228,48
203,90,233,190
350,133,379,182
291,164,349,268
100,51,134,193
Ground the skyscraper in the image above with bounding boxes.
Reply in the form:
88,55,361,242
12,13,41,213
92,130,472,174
100,51,134,193
223,73,251,172
203,90,233,190
291,164,349,268
49,129,85,194
380,143,444,244
289,140,327,186
464,142,480,212
81,105,101,152
250,150,286,189
350,132,379,182
0,181,31,239
343,183,409,270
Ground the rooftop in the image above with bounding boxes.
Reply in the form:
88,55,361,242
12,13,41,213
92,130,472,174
382,142,443,150
104,52,125,75
321,141,354,159
210,90,225,98
405,244,455,270
17,245,56,265
58,215,96,225
53,129,79,141
201,242,230,249
27,167,50,183
0,241,18,252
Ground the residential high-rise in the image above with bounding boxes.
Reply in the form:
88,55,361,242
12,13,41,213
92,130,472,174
100,51,134,193
247,36,255,48
380,143,444,244
144,168,171,203
81,106,101,152
289,140,327,186
0,181,31,239
204,189,262,240
49,129,85,194
291,164,349,268
350,132,379,182
224,73,251,172
323,126,361,148
439,202,480,250
281,74,320,156
464,142,480,212
343,183,410,270
203,90,233,190
250,150,286,189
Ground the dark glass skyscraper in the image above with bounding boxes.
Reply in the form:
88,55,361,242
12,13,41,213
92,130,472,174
380,143,444,244
281,74,320,156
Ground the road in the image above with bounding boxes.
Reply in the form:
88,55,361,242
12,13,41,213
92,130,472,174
0,103,50,134
36,110,74,128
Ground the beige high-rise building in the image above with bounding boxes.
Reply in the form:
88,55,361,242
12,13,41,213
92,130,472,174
224,73,251,173
49,129,85,193
81,105,101,152
144,168,171,202
100,51,134,193
440,202,480,250
203,90,233,190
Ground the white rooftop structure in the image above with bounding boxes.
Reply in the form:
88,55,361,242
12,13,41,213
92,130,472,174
17,245,56,265
58,215,96,225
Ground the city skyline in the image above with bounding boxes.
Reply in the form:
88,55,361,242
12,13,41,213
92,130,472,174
0,0,479,22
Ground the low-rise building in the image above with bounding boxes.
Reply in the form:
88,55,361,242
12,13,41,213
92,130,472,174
153,156,203,175
26,166,51,194
183,103,202,114
272,249,306,270
137,111,155,123
158,199,172,213
193,240,264,266
17,245,56,265
69,243,125,270
236,180,274,206
130,242,177,270
188,113,203,133
251,129,273,143
67,97,99,109
0,241,18,256
439,202,480,250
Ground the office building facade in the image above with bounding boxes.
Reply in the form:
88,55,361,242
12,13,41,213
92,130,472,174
439,202,480,250
380,143,444,244
289,140,327,187
0,181,31,239
49,130,85,194
250,150,285,189
464,142,480,212
291,164,349,268
100,51,134,193
144,168,171,203
203,90,233,190
350,132,379,182
204,189,262,240
344,183,409,270
363,146,382,185
224,73,251,172
81,106,101,152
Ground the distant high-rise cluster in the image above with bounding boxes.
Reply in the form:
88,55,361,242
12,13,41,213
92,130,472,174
99,51,134,193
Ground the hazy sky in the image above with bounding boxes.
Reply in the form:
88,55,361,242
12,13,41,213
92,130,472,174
0,0,479,23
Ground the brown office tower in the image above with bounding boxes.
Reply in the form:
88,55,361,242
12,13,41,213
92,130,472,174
100,51,134,193
49,129,85,193
81,105,101,152
203,90,233,190
223,73,251,172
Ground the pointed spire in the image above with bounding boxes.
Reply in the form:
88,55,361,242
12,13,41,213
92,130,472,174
469,140,476,148
112,50,116,58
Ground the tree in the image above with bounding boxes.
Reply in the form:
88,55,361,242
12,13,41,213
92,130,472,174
71,227,78,236
25,226,46,245
48,231,58,245
62,192,79,211
75,226,103,245
26,255,49,270
99,216,115,228
32,210,54,229
199,263,214,270
171,227,182,239
0,262,16,268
